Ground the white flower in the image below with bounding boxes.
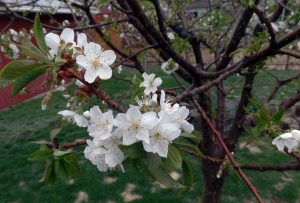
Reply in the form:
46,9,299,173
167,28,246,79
161,59,179,74
143,115,181,157
136,94,158,109
87,106,114,142
167,32,175,40
84,133,125,171
165,106,194,133
159,90,179,114
8,43,19,59
272,132,300,153
140,73,162,95
84,140,109,171
45,28,75,58
58,110,88,127
115,105,158,145
76,42,116,83
76,33,88,49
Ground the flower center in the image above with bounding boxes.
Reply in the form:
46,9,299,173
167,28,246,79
131,122,140,132
90,59,101,69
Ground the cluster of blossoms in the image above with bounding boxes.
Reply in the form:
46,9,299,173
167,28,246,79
0,29,32,59
272,130,300,153
58,73,194,172
45,28,116,83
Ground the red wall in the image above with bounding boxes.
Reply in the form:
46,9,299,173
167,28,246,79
0,15,73,109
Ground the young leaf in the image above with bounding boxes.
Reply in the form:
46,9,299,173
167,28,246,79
44,160,56,184
20,42,50,63
53,150,72,157
28,148,52,161
120,142,145,159
272,108,284,123
163,145,182,171
63,154,80,177
0,60,40,80
34,13,48,53
146,153,185,189
177,157,194,195
12,67,47,96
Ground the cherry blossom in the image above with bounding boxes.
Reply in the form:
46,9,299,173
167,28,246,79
87,106,114,143
57,110,88,127
76,42,116,83
140,73,162,95
115,105,158,145
45,28,75,58
272,131,300,153
143,114,181,157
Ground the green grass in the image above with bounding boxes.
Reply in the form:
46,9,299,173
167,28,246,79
0,69,299,203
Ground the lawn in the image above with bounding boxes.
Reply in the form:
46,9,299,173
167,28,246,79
0,69,299,203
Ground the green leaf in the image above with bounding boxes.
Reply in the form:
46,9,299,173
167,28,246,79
146,153,184,189
174,141,205,158
34,13,48,53
181,131,201,143
163,145,182,171
120,143,145,159
53,150,72,157
272,108,284,123
12,66,47,96
0,60,41,80
177,157,194,195
28,147,52,161
44,160,56,184
20,42,50,63
63,154,80,177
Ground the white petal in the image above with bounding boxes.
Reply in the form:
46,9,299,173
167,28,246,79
141,112,158,129
100,50,116,65
58,110,76,117
144,88,152,95
74,114,89,127
84,68,98,83
105,147,124,167
181,120,194,133
77,33,87,48
76,55,88,68
115,113,128,129
143,141,154,153
161,123,181,141
89,106,102,120
157,140,169,157
97,65,112,80
84,42,102,59
136,129,150,143
126,106,142,122
154,77,162,86
60,28,74,43
45,33,60,50
123,131,138,145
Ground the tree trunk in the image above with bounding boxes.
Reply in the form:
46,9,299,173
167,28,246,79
201,158,226,203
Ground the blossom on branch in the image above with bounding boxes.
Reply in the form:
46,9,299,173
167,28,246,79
76,42,116,83
272,130,300,153
45,28,75,58
140,73,162,95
